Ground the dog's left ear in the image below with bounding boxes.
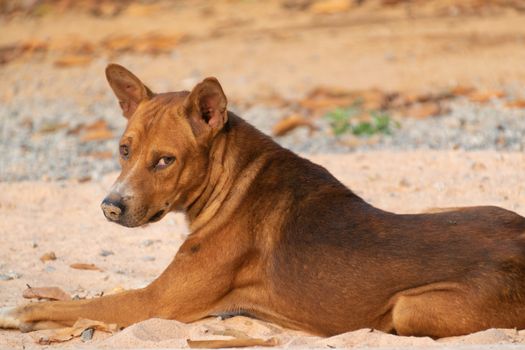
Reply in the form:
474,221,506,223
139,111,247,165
183,77,228,138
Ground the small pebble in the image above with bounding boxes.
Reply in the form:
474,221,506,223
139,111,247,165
141,256,155,262
99,249,114,257
81,328,94,342
141,239,154,247
0,271,22,281
399,178,411,187
44,265,56,273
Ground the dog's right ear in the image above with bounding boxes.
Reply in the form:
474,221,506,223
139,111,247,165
105,64,154,119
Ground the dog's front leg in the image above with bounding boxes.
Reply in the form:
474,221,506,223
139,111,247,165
0,287,158,332
0,237,238,332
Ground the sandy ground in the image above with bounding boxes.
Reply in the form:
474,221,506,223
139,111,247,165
2,1,525,348
2,1,525,104
1,151,525,349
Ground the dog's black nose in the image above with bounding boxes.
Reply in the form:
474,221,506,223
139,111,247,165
101,193,126,222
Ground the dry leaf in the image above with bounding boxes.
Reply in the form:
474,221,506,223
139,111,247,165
0,39,47,65
35,318,118,344
310,0,352,14
450,85,475,96
40,251,57,262
123,3,160,17
23,286,71,301
92,2,121,17
300,96,355,111
211,328,251,339
54,55,93,68
273,115,317,136
282,0,314,10
84,119,108,131
404,102,441,119
0,45,23,65
84,150,113,159
505,99,525,109
468,90,505,103
471,161,487,171
70,263,103,271
77,176,92,183
133,33,182,55
80,120,113,142
357,89,388,110
38,122,69,134
81,129,113,142
49,38,95,55
300,86,357,111
102,33,182,55
102,35,134,53
187,337,278,349
104,285,126,295
300,87,389,112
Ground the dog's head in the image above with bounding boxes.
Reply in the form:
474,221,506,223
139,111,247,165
101,64,228,227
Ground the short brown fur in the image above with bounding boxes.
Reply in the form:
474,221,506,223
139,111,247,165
3,64,525,338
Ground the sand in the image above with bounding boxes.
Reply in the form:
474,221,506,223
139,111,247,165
1,150,525,349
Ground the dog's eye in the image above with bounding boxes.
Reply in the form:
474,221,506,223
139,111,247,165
155,156,175,170
119,145,129,159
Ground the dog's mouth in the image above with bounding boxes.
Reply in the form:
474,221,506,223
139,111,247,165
148,210,165,223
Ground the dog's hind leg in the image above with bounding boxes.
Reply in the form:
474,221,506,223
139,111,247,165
391,286,525,338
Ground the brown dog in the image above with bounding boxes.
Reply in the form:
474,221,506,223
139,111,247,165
1,64,525,338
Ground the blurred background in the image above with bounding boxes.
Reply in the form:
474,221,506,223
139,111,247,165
1,0,525,181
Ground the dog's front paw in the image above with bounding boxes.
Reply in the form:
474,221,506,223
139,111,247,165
0,306,21,329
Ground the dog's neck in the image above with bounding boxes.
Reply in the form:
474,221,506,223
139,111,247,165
184,113,280,232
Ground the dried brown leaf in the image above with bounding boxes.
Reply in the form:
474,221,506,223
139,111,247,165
471,161,487,171
49,38,95,55
505,99,525,109
38,122,69,134
40,251,57,262
273,115,317,136
79,119,113,142
23,286,71,301
123,3,160,17
133,33,182,55
0,45,24,65
102,35,134,53
54,55,93,68
70,263,103,271
310,0,352,14
468,90,506,103
104,286,126,295
300,96,355,111
77,176,92,183
404,102,441,119
35,318,118,344
85,119,108,131
356,89,388,110
307,86,356,99
187,337,278,349
85,150,113,159
80,129,114,142
102,33,182,55
450,85,476,96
